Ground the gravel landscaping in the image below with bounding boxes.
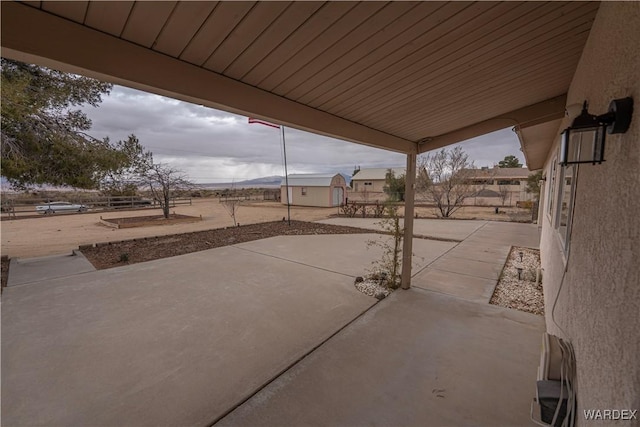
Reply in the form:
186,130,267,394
354,275,394,300
81,220,376,270
490,246,544,315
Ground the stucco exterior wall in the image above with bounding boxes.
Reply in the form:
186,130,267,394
351,178,387,194
466,183,534,206
539,3,639,421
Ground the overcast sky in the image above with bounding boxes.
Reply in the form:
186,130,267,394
83,85,526,183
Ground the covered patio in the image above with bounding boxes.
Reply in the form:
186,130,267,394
0,1,598,288
4,1,636,425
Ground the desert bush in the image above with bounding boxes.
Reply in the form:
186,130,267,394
340,202,360,217
372,203,385,218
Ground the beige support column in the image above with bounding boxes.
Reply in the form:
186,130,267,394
401,148,417,290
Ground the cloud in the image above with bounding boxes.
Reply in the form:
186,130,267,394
83,86,526,183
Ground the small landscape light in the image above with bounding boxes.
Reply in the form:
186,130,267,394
517,268,523,280
519,251,524,262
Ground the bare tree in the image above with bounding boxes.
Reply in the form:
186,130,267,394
417,146,475,218
498,184,510,206
140,163,192,218
221,182,242,226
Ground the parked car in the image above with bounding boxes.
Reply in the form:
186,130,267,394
36,202,88,214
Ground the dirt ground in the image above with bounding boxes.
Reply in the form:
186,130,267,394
0,198,532,259
0,199,337,258
82,220,373,270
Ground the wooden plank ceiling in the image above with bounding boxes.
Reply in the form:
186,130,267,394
3,1,599,160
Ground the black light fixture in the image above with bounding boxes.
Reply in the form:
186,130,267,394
560,97,633,166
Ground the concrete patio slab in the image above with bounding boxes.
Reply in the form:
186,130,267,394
412,268,498,303
403,219,540,302
316,218,487,241
3,219,543,426
217,289,545,427
7,251,96,286
234,234,456,278
1,245,376,427
465,222,540,248
428,257,505,281
446,244,511,264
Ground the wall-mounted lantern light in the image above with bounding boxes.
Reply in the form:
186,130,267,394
560,97,633,166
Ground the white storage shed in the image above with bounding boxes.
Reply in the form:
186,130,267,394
281,174,346,207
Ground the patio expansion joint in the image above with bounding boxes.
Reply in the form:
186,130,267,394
443,254,506,266
7,251,97,288
6,268,98,288
229,245,355,279
410,221,490,278
206,293,383,427
423,266,498,281
410,282,489,304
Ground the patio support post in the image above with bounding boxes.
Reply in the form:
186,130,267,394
401,147,417,289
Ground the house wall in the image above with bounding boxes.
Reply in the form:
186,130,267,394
350,179,389,201
351,178,386,193
539,3,639,421
467,182,534,206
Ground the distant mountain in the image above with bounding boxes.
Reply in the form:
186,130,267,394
198,175,283,189
237,175,284,186
198,173,352,189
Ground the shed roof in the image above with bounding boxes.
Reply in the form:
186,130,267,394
351,168,406,181
282,174,341,187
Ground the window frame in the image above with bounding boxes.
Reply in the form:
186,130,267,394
555,163,578,254
546,156,558,219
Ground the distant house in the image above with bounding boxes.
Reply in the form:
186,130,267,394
349,167,405,201
280,174,346,207
462,167,537,206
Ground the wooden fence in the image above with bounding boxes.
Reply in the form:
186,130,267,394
1,196,191,218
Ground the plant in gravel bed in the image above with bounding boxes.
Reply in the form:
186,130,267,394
365,204,403,290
